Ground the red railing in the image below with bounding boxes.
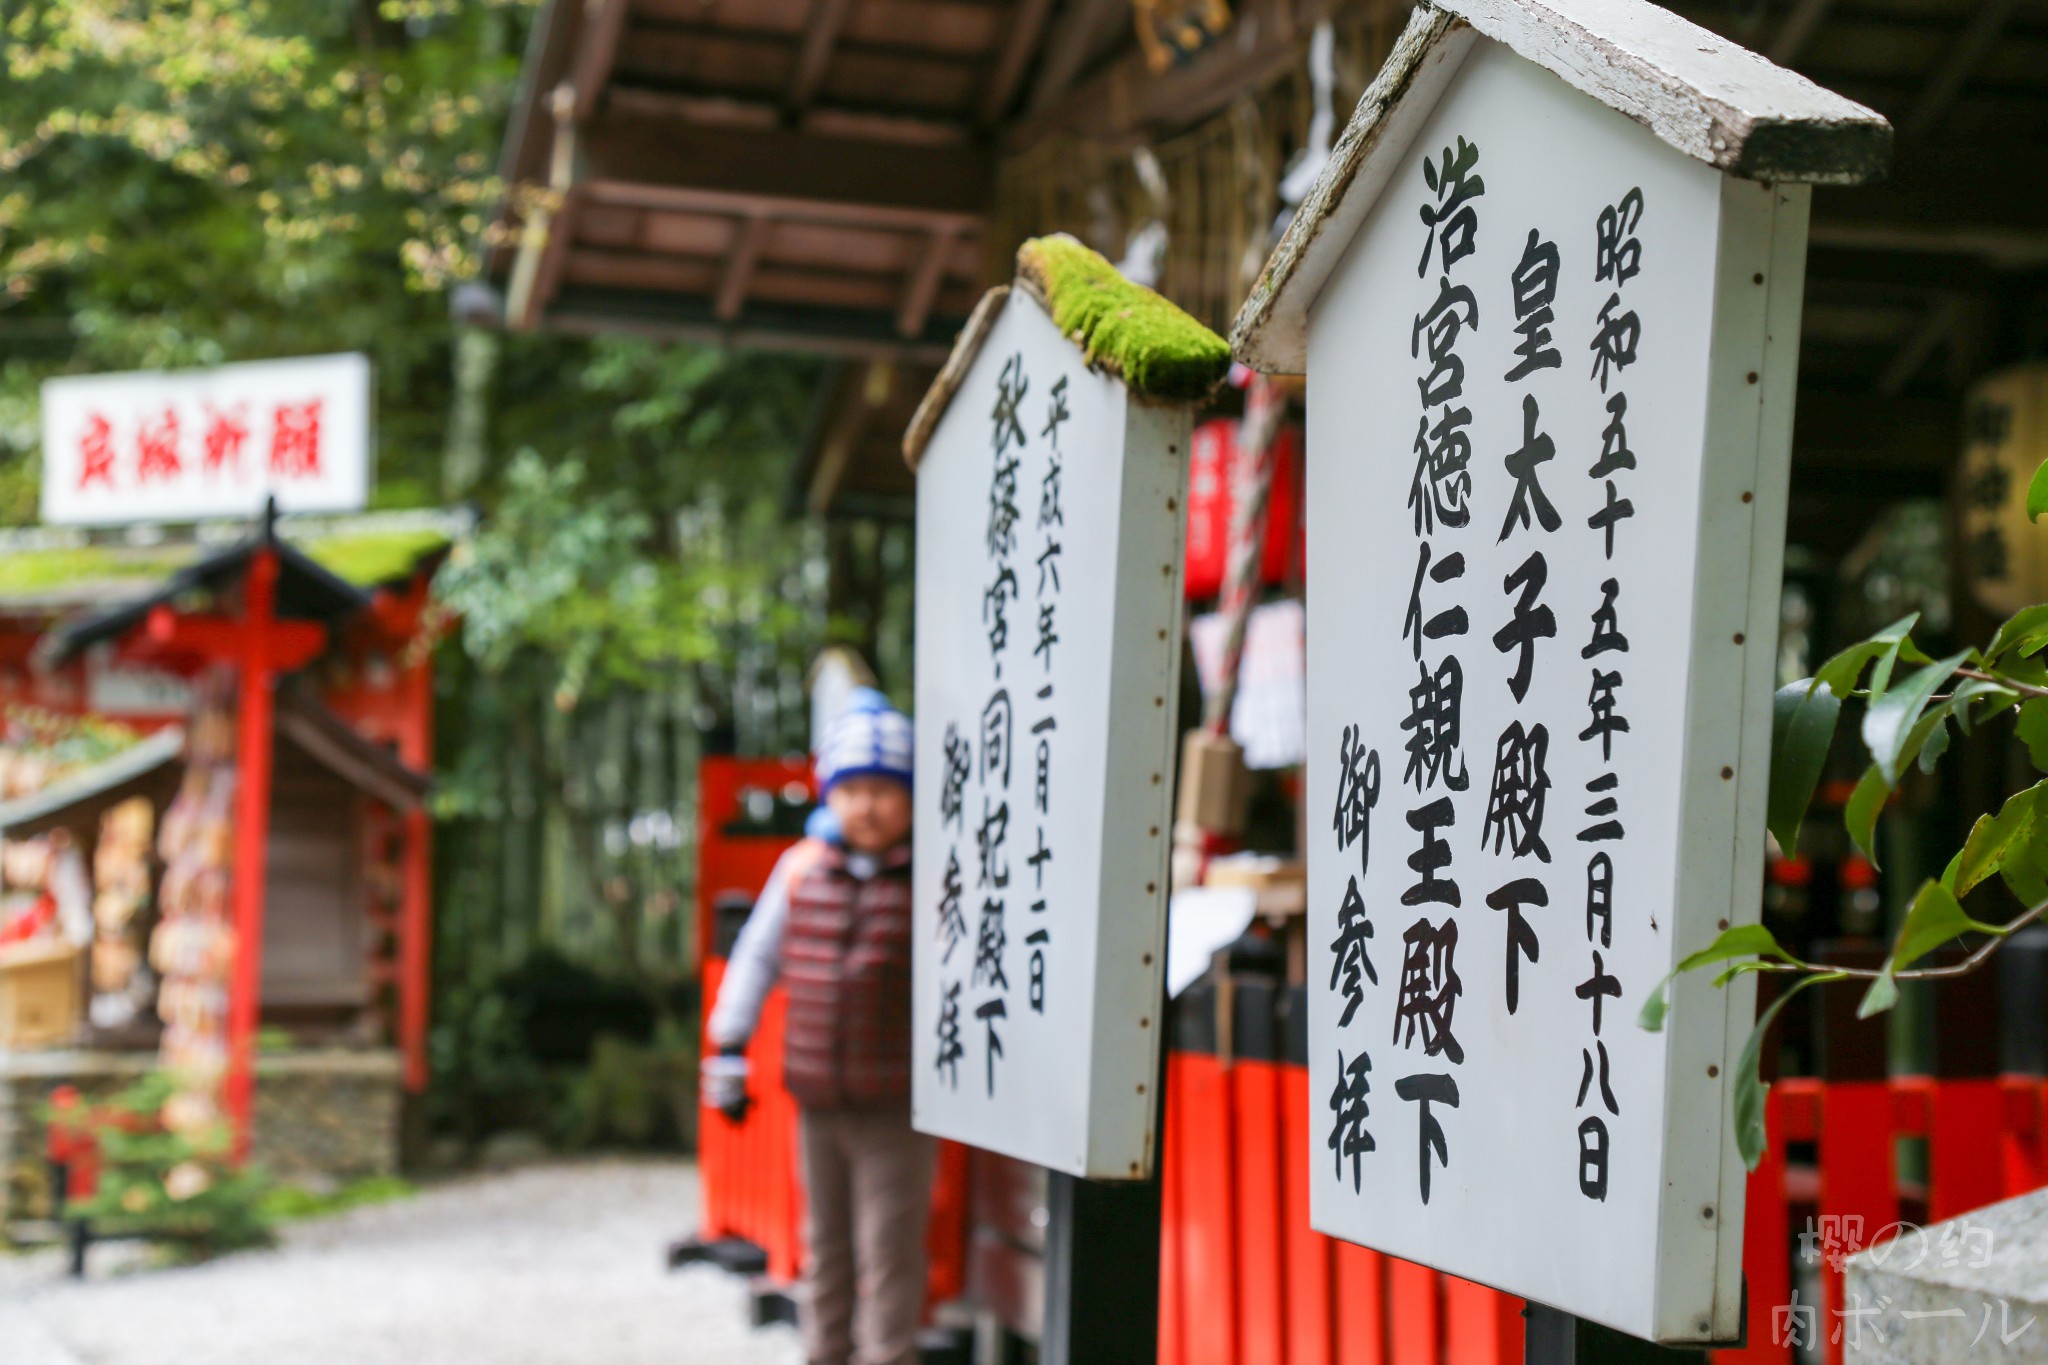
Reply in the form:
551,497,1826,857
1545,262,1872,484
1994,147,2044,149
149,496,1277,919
1159,1046,1523,1365
1160,1051,2048,1365
1721,1075,2048,1365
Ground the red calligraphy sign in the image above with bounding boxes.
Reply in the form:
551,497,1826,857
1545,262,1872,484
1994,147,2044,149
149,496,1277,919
135,408,182,484
201,403,251,479
269,399,322,478
77,414,117,491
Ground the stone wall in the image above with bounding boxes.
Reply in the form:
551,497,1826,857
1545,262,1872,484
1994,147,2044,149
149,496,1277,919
0,1048,400,1225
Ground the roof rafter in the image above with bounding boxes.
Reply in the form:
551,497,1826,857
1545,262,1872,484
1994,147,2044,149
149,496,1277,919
982,0,1058,124
1902,0,2026,138
788,0,858,111
1766,0,1833,66
1024,0,1126,117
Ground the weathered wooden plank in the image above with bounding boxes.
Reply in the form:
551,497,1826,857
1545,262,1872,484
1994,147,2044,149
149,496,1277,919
637,208,739,256
561,247,722,292
585,178,980,233
844,0,1005,56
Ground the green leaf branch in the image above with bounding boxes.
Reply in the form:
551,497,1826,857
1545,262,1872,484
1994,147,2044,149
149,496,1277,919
1646,585,2048,1171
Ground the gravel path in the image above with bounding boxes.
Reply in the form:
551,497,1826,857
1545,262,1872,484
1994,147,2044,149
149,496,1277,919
0,1159,804,1365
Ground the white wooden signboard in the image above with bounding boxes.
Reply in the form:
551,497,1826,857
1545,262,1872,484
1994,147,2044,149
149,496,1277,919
42,353,371,526
908,284,1187,1178
1231,0,1887,1344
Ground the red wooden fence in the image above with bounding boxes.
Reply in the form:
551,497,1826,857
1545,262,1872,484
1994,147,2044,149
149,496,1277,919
1160,1058,2048,1365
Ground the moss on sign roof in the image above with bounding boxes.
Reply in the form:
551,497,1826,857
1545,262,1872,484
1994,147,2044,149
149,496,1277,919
1015,234,1231,403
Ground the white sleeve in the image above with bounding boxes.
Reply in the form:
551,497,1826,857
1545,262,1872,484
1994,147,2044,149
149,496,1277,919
704,847,796,1051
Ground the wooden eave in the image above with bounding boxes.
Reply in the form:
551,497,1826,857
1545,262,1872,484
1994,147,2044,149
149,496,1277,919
0,727,186,841
488,0,1070,357
275,681,432,814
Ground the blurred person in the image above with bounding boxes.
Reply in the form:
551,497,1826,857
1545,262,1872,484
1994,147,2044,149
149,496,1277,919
703,691,928,1365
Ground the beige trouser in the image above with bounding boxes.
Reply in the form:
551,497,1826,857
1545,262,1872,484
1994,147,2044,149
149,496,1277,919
797,1107,936,1365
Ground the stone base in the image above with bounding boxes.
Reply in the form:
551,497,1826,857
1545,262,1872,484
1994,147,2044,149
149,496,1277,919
1846,1187,2048,1362
0,1047,401,1225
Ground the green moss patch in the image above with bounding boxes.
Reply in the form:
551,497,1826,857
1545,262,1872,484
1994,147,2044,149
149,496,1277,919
1016,234,1230,402
301,528,449,587
0,546,191,598
0,529,447,605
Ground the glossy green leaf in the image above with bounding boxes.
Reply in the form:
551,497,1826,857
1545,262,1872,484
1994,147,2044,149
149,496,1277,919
2002,652,2048,690
1638,924,1800,1033
1735,974,1844,1171
1989,604,2048,664
1768,680,1839,853
1957,783,2043,896
1814,614,1920,703
2003,827,2048,909
1712,960,1789,988
1918,713,1953,773
1952,680,2021,735
1863,652,1969,784
2028,456,2048,523
2019,700,2048,774
1845,764,1891,864
1859,971,1900,1018
1858,880,2007,1020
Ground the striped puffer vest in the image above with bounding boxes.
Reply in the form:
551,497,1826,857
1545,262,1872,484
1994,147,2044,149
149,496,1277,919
781,842,914,1111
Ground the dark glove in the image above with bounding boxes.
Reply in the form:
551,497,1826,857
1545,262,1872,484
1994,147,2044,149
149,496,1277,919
701,1051,751,1122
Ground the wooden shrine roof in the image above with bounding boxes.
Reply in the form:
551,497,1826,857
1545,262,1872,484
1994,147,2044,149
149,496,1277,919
0,513,459,617
0,686,430,840
41,533,371,668
0,727,186,840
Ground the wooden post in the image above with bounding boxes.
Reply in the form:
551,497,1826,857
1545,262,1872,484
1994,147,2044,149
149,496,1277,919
223,545,279,1161
1525,1303,1718,1362
1040,1024,1168,1365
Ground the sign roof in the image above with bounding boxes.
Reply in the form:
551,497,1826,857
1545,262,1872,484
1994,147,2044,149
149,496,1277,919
902,234,1229,468
1232,0,1891,373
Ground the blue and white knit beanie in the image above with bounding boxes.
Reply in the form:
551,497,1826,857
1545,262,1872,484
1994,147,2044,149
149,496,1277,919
816,691,913,795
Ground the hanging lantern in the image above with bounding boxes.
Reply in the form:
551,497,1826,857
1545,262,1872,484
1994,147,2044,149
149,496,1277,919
1958,362,2048,616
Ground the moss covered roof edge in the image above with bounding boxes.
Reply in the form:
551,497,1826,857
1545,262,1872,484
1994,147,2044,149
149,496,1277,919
903,235,1230,471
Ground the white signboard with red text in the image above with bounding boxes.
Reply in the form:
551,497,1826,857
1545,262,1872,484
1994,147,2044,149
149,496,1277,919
41,353,371,526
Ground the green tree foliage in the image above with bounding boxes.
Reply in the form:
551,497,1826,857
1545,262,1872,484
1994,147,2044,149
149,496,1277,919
0,0,538,500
